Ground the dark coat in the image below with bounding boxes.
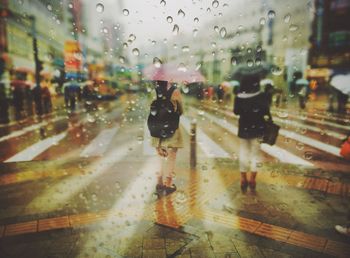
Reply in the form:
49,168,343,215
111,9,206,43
234,92,270,139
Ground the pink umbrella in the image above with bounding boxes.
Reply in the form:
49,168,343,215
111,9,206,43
143,63,205,83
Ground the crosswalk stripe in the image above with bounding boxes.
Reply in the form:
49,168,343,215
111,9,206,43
274,117,346,140
25,140,139,213
203,106,343,158
181,116,231,158
192,107,314,166
0,116,65,143
80,126,119,157
4,132,67,163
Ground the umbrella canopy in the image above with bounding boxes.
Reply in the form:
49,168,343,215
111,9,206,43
229,80,240,87
330,74,350,95
296,78,309,85
230,62,272,81
143,63,205,83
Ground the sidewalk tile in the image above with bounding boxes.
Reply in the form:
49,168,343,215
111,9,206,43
142,249,166,258
38,216,70,232
255,223,292,242
287,231,327,252
5,220,38,236
323,240,350,258
143,238,165,250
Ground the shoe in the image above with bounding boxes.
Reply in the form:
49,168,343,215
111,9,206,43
164,184,177,195
335,225,350,236
240,180,248,192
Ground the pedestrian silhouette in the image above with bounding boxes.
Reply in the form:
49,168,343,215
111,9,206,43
233,74,271,192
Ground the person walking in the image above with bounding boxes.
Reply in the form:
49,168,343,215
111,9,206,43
234,75,270,192
149,80,184,195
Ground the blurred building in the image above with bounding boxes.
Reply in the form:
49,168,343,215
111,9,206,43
162,0,314,88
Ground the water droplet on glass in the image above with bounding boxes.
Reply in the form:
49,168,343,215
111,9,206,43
268,10,276,19
247,59,254,67
175,190,188,203
231,57,237,66
123,42,128,48
172,24,179,35
129,34,136,41
259,17,266,26
96,3,104,13
304,151,313,160
214,26,219,33
166,16,173,23
177,63,187,72
271,66,283,76
182,85,189,94
256,45,262,53
284,13,291,23
153,57,162,68
211,42,216,48
178,9,185,17
119,56,125,63
151,40,156,45
277,111,288,118
219,27,227,38
212,0,219,8
223,3,229,7
102,28,108,34
207,7,211,12
289,24,299,31
195,61,202,70
296,142,304,150
123,9,129,16
194,17,199,23
47,4,52,11
247,48,252,54
238,25,244,31
255,58,261,65
182,46,190,52
193,29,198,37
160,0,166,7
68,3,73,9
132,48,140,56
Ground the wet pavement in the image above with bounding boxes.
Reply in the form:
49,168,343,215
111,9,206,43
0,94,349,258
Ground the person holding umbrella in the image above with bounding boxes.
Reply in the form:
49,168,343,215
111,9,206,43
233,74,270,192
329,73,350,114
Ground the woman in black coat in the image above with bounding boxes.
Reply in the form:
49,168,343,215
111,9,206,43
233,75,270,192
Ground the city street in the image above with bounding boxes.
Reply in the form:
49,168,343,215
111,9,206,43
0,95,349,257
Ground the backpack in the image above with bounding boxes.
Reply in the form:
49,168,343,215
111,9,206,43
147,86,180,139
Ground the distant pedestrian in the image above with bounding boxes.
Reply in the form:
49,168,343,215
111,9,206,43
149,80,183,195
42,86,52,114
32,85,43,116
233,75,270,192
24,86,33,116
0,83,9,124
13,86,24,120
216,84,224,102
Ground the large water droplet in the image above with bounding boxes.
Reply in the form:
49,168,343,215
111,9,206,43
123,42,128,48
219,27,227,38
247,59,254,67
207,7,211,12
178,9,185,17
289,24,299,31
123,9,129,16
194,17,199,23
166,16,173,23
177,63,187,72
182,85,189,93
268,10,276,19
214,26,219,33
96,3,104,13
172,24,179,35
271,66,283,76
153,57,162,68
231,57,238,66
47,4,52,11
119,56,125,63
182,46,190,52
160,0,166,7
284,13,291,23
129,34,136,41
259,17,266,26
132,48,140,56
212,0,219,8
